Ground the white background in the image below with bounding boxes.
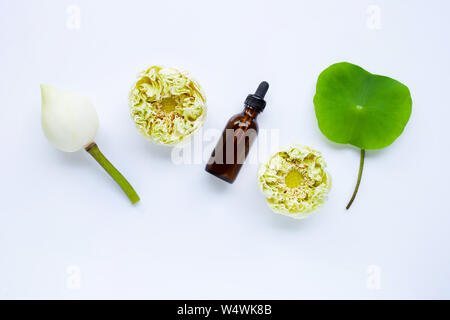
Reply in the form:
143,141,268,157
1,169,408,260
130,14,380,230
1,0,449,299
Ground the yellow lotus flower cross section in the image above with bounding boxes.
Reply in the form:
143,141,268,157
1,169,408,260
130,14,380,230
129,66,207,145
257,145,331,218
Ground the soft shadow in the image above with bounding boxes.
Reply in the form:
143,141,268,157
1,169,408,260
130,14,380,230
317,133,351,151
262,208,313,231
204,171,230,193
365,148,389,159
317,134,392,161
50,147,89,169
136,137,174,160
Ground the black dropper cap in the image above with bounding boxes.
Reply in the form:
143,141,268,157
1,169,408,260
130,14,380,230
244,81,269,112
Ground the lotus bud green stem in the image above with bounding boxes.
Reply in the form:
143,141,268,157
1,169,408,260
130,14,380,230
41,84,140,204
85,142,140,204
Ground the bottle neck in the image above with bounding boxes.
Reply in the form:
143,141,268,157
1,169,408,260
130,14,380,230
243,105,260,118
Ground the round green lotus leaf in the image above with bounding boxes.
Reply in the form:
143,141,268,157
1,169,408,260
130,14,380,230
314,62,412,150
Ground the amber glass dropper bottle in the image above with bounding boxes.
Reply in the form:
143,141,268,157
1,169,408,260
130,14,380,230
205,81,269,183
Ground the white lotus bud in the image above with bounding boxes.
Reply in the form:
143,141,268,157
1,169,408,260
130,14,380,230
40,84,139,204
41,84,99,152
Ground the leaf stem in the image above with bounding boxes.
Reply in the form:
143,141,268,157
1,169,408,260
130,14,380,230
346,149,365,210
85,142,140,204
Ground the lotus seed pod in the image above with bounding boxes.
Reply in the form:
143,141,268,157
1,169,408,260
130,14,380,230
257,145,331,219
129,66,207,145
